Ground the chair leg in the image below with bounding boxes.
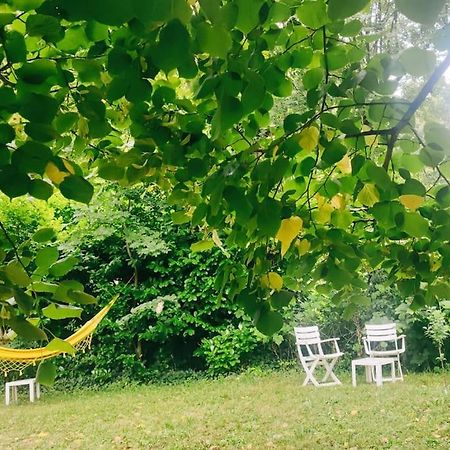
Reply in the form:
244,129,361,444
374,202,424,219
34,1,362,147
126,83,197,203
5,385,10,406
397,357,403,381
321,358,341,385
29,381,35,403
365,366,372,383
303,360,320,386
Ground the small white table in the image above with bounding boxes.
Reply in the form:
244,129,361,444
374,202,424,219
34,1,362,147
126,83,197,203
5,378,40,405
352,357,396,387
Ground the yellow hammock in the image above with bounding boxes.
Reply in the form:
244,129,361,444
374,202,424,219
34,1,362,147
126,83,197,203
0,297,116,376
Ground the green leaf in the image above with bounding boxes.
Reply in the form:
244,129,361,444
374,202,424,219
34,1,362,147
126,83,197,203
26,13,64,42
401,212,430,238
45,337,76,355
12,0,45,10
49,256,78,277
8,317,47,341
191,240,215,252
25,123,59,143
297,1,328,28
257,198,282,237
59,175,94,204
19,93,59,124
29,179,54,200
419,146,444,167
4,261,31,287
291,48,313,68
436,186,450,208
349,293,371,306
151,20,191,73
0,124,15,144
4,31,27,63
429,282,450,299
36,247,59,268
32,227,56,243
36,360,56,386
13,289,33,315
133,0,192,24
302,68,324,90
395,0,445,24
424,122,450,150
211,96,243,139
223,186,253,223
321,140,347,165
31,281,58,293
11,142,53,175
54,113,79,134
18,60,58,84
42,304,82,320
399,48,436,76
196,22,231,59
0,285,14,301
90,0,134,25
270,290,294,309
254,306,283,335
235,0,264,34
328,0,370,20
171,211,191,224
67,290,97,305
98,163,125,181
0,166,30,198
241,72,266,115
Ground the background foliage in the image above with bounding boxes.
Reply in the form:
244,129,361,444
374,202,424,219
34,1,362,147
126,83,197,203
1,188,447,387
1,0,450,384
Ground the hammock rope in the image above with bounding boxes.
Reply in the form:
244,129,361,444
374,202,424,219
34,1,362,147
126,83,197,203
0,297,116,376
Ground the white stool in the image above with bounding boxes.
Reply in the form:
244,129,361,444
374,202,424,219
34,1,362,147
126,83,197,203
351,357,396,387
5,378,40,405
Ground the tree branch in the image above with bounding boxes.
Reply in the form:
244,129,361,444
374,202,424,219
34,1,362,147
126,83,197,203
392,53,450,134
0,220,31,275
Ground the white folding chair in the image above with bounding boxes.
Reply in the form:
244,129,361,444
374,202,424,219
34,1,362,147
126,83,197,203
363,323,405,381
294,326,343,387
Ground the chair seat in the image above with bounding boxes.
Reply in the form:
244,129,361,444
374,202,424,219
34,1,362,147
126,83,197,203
303,352,343,362
369,349,403,356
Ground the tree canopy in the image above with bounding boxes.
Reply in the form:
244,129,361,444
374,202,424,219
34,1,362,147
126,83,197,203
1,0,450,368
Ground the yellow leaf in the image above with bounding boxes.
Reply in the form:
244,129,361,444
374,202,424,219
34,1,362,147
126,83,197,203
275,216,303,257
296,239,311,256
272,145,279,158
331,194,346,210
399,194,424,211
431,258,441,272
261,272,283,291
337,154,352,174
45,162,68,185
357,184,379,207
315,202,334,224
62,159,75,175
298,127,319,151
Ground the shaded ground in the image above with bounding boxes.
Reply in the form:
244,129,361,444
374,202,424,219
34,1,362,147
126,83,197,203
0,371,449,449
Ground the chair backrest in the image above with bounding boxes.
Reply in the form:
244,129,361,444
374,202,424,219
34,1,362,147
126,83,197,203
365,323,398,342
294,326,323,360
294,326,321,344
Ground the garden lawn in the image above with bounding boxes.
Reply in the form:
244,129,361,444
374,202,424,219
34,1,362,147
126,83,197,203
0,371,449,450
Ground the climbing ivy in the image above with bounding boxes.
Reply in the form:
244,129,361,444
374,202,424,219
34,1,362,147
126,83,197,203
1,0,450,350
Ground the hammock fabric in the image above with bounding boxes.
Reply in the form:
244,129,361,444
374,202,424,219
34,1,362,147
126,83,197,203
0,298,116,376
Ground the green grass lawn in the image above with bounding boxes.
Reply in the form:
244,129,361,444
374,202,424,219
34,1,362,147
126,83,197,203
1,370,449,449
